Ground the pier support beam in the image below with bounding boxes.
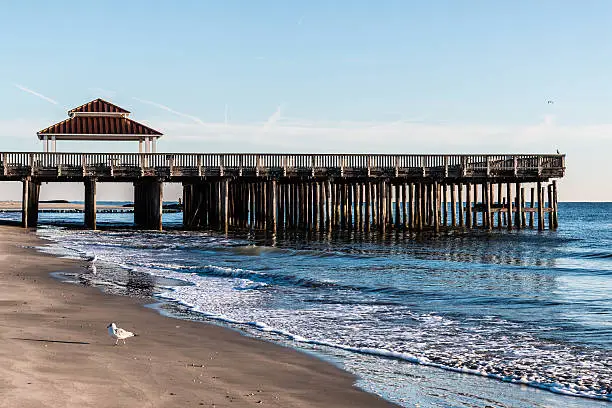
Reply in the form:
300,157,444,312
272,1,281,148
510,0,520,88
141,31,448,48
515,182,522,229
134,178,163,230
465,183,472,229
21,177,40,228
458,183,464,227
84,178,97,230
507,183,513,231
433,181,440,233
537,181,544,231
450,183,456,227
485,181,491,230
552,180,559,229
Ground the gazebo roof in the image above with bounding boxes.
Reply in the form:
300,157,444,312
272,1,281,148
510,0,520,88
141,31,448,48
68,98,131,116
37,98,162,140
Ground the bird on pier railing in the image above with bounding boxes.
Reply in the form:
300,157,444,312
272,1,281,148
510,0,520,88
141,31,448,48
556,149,560,154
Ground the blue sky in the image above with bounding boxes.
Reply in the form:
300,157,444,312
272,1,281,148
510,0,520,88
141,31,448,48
0,1,611,201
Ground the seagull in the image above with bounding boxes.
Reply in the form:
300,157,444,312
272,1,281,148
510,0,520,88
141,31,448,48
547,100,554,104
107,323,137,345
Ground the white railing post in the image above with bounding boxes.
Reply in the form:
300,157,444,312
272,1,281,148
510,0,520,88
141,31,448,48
367,155,371,177
395,156,399,177
311,155,316,176
82,154,87,176
219,154,225,176
514,156,519,176
537,156,542,176
197,155,203,177
256,154,261,176
2,153,7,176
444,155,448,177
486,155,490,177
283,156,287,176
421,156,426,177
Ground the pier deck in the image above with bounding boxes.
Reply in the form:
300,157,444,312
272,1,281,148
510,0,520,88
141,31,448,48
0,152,565,232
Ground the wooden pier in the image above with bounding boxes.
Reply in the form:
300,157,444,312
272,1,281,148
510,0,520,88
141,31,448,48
0,152,564,232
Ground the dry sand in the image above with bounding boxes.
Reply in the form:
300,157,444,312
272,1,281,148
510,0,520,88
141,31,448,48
0,226,397,408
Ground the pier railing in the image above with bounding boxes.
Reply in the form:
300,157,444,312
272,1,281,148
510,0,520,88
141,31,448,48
0,152,565,180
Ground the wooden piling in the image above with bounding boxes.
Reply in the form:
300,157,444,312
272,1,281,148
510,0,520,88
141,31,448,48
319,182,326,230
450,183,456,227
547,183,554,230
473,184,478,228
458,183,464,227
497,183,502,228
552,180,559,229
401,183,407,230
372,183,378,228
529,187,535,228
394,184,401,228
408,183,414,231
537,181,544,231
433,181,440,233
465,183,472,229
84,177,97,230
485,181,491,230
367,182,371,231
134,178,163,231
521,187,526,228
506,183,513,231
515,182,522,229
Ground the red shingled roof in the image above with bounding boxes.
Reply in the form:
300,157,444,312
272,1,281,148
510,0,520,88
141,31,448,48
68,98,130,115
37,116,162,137
37,98,162,139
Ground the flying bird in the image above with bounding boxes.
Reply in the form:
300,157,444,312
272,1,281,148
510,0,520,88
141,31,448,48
107,322,137,345
547,100,554,104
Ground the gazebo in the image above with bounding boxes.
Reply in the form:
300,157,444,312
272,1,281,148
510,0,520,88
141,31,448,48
37,98,163,153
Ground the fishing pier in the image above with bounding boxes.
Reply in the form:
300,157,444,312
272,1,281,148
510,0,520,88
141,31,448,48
4,152,564,232
4,99,566,233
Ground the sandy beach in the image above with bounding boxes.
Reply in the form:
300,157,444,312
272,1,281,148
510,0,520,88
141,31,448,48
0,225,397,408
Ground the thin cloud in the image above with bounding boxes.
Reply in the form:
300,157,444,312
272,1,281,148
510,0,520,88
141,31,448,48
132,97,205,125
14,84,58,105
262,105,283,132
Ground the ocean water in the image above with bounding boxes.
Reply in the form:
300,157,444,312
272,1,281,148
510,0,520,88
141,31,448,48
3,202,611,407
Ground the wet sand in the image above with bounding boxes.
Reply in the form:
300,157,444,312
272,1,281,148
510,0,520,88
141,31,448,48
0,226,397,408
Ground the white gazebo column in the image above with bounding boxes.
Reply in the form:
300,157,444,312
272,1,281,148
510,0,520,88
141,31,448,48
145,137,150,153
139,139,143,153
52,136,57,152
43,136,48,152
152,138,157,153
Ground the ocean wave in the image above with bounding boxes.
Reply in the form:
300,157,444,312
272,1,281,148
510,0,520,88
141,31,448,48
155,289,612,402
579,251,612,260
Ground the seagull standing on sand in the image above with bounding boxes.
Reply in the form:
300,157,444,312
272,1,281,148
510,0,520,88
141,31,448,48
107,323,137,345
